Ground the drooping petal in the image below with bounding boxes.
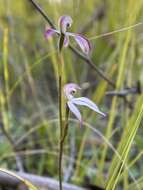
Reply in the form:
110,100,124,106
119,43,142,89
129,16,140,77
44,28,60,39
72,34,91,54
67,101,83,126
64,35,70,47
71,97,106,117
64,83,81,100
58,15,73,34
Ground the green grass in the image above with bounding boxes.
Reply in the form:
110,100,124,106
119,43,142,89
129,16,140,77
0,0,143,189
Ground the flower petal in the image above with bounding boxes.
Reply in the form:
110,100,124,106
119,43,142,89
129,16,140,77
58,15,73,34
73,34,91,54
64,35,70,47
45,28,59,39
67,101,83,126
71,97,106,117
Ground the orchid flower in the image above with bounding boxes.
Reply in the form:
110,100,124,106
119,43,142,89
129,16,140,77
45,15,91,54
64,83,106,126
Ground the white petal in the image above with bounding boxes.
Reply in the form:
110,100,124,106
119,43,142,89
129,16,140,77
71,97,106,117
67,101,82,125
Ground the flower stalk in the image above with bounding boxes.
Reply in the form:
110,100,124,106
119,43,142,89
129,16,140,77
59,105,70,190
58,51,64,190
58,21,66,190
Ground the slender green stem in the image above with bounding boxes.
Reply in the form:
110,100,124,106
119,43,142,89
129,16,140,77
58,39,64,190
59,75,63,136
62,105,70,143
59,141,63,190
58,89,62,190
58,56,63,190
59,105,70,190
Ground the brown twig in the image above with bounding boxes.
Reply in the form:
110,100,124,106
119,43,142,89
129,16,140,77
106,81,142,97
0,171,87,190
106,81,142,109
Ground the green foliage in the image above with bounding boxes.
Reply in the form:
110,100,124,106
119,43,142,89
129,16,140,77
0,0,143,189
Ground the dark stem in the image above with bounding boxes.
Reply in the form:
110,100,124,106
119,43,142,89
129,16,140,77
69,45,115,87
28,0,55,29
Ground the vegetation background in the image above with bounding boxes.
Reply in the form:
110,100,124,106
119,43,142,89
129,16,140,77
0,0,143,189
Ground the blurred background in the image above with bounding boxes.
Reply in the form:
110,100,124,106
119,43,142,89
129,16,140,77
0,0,143,189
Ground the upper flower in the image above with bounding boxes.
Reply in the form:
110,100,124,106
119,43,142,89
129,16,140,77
58,15,73,34
45,15,91,54
64,83,106,126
